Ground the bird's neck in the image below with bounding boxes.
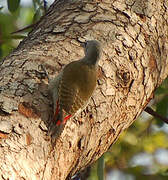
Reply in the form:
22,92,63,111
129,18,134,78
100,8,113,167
81,50,100,66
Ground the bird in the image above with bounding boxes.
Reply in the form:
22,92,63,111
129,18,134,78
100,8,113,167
48,40,101,138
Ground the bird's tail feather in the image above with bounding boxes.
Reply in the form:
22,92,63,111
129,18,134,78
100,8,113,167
48,103,72,139
48,103,65,139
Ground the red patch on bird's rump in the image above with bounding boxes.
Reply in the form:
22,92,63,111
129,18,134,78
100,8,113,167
53,100,72,126
63,114,72,124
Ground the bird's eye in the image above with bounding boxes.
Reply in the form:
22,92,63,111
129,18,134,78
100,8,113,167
80,41,88,48
84,41,88,47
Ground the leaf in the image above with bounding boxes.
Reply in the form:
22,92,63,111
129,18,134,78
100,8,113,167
32,8,43,23
155,87,168,95
11,35,27,39
97,155,104,180
155,77,168,95
7,0,20,13
156,96,168,127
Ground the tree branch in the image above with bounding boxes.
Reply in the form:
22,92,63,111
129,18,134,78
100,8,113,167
144,107,168,124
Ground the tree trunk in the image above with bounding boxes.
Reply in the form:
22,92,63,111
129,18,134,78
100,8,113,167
0,0,168,179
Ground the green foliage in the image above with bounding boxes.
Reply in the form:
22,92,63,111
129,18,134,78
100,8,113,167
7,0,20,13
97,155,105,180
155,77,168,95
154,77,168,126
0,0,46,61
32,0,47,23
0,12,17,58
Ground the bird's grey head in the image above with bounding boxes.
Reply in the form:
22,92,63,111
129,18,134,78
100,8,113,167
82,40,101,66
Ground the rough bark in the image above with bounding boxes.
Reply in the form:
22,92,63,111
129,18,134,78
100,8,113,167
0,0,168,179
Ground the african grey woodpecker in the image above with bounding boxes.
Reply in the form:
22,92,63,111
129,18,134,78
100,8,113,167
49,40,101,138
